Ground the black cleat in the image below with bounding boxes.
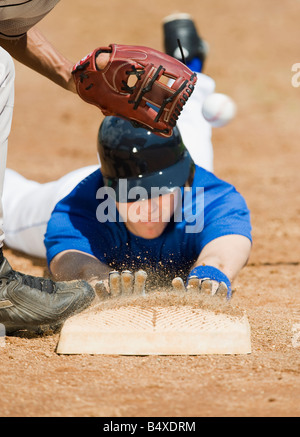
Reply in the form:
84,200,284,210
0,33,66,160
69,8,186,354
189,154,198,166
0,257,95,334
163,13,208,67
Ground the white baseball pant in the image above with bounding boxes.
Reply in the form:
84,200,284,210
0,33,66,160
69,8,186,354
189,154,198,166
0,46,15,248
3,165,98,258
178,72,215,171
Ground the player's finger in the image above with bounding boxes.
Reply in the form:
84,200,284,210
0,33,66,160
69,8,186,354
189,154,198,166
121,270,134,295
171,277,186,293
199,279,212,295
133,270,148,295
94,280,110,300
187,275,200,291
215,281,229,298
109,271,121,296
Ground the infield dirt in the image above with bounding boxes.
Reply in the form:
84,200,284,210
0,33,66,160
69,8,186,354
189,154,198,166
0,0,299,417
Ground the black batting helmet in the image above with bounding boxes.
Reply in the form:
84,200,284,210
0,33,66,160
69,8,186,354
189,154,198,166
97,116,192,202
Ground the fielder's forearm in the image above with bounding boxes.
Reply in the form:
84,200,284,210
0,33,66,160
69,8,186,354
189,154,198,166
0,27,76,92
0,29,111,93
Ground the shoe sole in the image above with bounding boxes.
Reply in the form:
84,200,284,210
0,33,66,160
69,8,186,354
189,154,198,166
163,12,192,24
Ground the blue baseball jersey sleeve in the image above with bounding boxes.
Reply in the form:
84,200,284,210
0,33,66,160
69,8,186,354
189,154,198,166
44,166,252,279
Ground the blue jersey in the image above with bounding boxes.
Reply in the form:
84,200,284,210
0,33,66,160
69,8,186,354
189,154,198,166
45,166,252,280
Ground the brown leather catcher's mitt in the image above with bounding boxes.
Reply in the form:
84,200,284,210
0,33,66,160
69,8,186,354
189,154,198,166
72,44,197,137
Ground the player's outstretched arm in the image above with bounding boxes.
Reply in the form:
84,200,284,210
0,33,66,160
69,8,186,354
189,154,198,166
172,234,251,299
194,234,251,283
0,27,109,92
1,31,196,136
50,249,112,285
50,249,148,300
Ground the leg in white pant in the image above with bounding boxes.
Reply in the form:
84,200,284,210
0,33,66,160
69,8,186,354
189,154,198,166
3,165,98,258
177,72,215,172
0,47,15,248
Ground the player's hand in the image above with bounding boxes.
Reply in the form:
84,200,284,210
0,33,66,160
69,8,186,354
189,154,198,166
172,265,232,300
171,275,230,299
95,270,147,300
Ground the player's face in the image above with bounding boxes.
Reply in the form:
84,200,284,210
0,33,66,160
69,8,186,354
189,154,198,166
116,191,179,239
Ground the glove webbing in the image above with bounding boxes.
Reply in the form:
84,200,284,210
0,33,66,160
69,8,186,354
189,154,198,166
129,65,165,109
121,66,145,94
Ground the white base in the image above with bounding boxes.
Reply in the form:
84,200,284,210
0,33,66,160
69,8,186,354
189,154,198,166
56,302,251,356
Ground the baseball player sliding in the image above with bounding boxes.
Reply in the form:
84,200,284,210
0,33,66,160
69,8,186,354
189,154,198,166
0,3,201,333
3,109,252,303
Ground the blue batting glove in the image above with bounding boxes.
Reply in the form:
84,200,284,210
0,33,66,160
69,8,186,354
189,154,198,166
172,266,232,300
